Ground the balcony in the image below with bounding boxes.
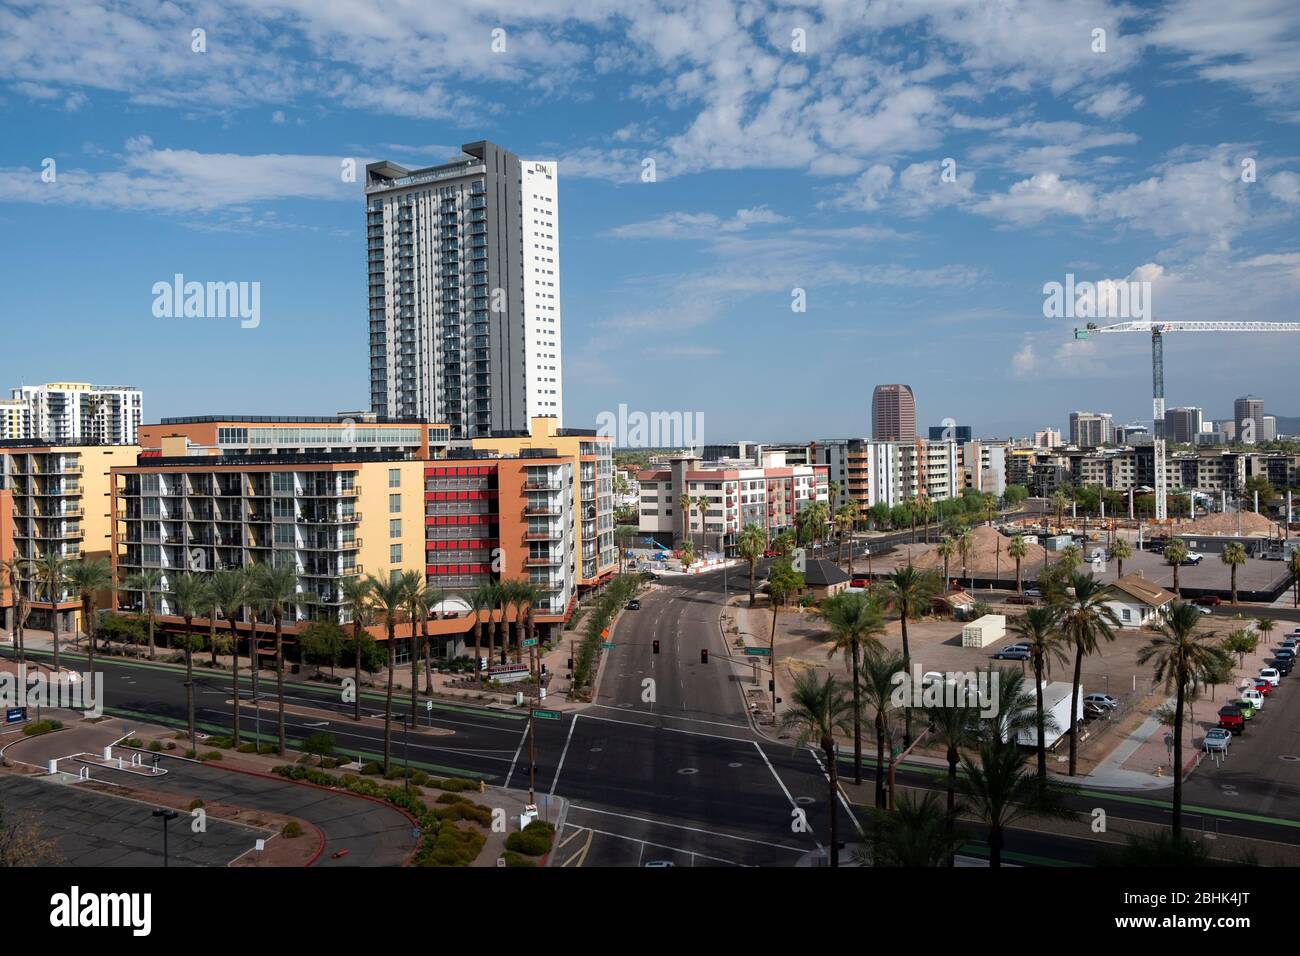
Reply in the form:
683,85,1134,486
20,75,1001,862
524,505,562,517
524,480,562,491
524,529,562,541
525,555,560,567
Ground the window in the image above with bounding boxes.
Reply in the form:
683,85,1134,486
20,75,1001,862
389,493,401,514
390,544,402,564
390,519,401,538
389,468,401,488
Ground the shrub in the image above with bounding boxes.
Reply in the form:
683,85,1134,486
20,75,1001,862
438,777,479,793
22,720,60,737
282,821,304,839
505,820,555,857
189,799,205,810
360,761,383,776
121,737,144,749
148,740,164,752
414,823,485,867
205,736,234,749
201,750,223,762
237,743,257,753
503,850,536,867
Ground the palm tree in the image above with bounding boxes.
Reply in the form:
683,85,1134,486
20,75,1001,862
885,565,938,746
865,790,966,867
209,569,251,744
936,536,956,592
468,583,499,687
400,570,428,726
1007,534,1028,595
341,575,374,721
924,697,981,863
513,582,543,689
124,569,163,660
956,530,973,588
766,560,804,715
168,573,211,751
835,502,857,570
678,493,693,548
738,523,765,607
859,645,904,810
1220,542,1247,606
33,553,69,670
1058,544,1082,577
1051,488,1069,531
958,736,1074,867
367,573,407,774
821,591,885,785
1056,571,1120,776
1110,536,1131,578
1137,602,1223,838
1010,606,1068,794
422,585,446,693
250,564,302,756
65,558,111,691
779,670,855,868
1,557,32,670
1165,539,1189,597
695,496,710,553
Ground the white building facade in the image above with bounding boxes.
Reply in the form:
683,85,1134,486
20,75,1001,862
8,382,142,444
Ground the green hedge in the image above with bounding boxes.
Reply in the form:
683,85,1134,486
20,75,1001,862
572,576,639,691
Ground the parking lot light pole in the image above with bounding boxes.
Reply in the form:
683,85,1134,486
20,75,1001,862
152,808,178,867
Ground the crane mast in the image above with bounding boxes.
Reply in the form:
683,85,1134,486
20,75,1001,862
1071,320,1300,523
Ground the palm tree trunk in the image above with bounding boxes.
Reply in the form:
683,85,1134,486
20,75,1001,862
409,613,419,732
851,644,863,785
423,616,432,693
1068,643,1084,776
209,616,218,667
874,718,886,809
989,823,1003,868
231,618,241,746
383,625,395,773
825,739,840,868
1172,680,1186,838
488,612,497,672
275,615,286,756
748,560,756,607
769,601,779,716
1231,566,1238,605
83,595,95,693
901,615,912,747
1034,657,1047,793
147,608,156,660
946,746,958,866
475,615,485,687
352,621,363,721
1016,558,1023,595
184,617,196,750
51,601,61,671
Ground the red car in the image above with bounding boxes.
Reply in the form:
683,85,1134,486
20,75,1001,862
850,576,869,588
763,549,778,558
1218,705,1245,735
1195,595,1222,607
1249,677,1273,696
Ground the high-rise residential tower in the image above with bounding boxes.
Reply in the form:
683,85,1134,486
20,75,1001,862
871,384,916,441
7,382,142,444
1068,410,1114,447
365,142,563,439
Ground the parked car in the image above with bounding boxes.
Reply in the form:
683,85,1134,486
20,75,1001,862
1195,595,1222,607
1238,687,1266,710
1274,648,1296,665
1249,677,1273,696
1203,728,1232,753
1230,698,1257,720
625,600,641,611
1218,705,1245,734
1006,594,1037,605
1083,693,1119,710
1024,588,1042,598
992,646,1031,660
1183,551,1205,565
1279,639,1299,653
1271,657,1294,676
1258,667,1281,686
1083,700,1109,720
762,549,778,558
850,576,870,588
1195,605,1213,615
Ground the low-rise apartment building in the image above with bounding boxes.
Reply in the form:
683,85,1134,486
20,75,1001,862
0,441,141,632
140,414,451,458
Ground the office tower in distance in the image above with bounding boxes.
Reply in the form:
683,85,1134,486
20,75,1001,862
1069,411,1114,447
365,141,563,440
1234,395,1264,443
1163,406,1202,444
872,384,916,441
928,423,971,444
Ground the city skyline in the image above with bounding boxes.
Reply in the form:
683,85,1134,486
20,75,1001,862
2,2,1299,440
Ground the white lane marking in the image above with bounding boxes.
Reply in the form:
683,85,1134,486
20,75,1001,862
580,826,745,867
753,739,823,849
567,805,804,853
548,713,579,796
806,746,866,838
578,711,754,744
503,721,530,789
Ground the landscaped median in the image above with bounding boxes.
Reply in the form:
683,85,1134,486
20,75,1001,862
571,575,640,699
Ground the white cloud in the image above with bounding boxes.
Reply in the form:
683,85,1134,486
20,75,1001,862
1075,83,1144,119
1011,340,1038,376
972,172,1097,224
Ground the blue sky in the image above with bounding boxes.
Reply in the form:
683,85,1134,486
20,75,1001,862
2,0,1299,442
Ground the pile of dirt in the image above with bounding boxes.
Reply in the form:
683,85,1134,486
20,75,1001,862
909,525,1053,577
1173,511,1282,537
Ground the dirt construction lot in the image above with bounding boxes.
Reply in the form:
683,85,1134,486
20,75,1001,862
732,595,1288,774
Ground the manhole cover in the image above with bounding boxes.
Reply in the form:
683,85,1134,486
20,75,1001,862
728,762,743,768
590,747,603,753
796,796,815,806
677,767,698,775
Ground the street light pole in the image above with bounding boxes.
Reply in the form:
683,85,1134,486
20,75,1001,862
152,808,178,866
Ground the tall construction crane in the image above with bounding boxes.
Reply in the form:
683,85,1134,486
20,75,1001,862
1072,320,1300,521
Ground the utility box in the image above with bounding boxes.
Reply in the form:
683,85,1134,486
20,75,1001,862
962,614,1006,648
1043,535,1073,551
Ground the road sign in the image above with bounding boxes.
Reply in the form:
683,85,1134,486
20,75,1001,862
425,700,433,712
523,637,538,648
532,709,562,720
601,642,616,649
743,647,771,657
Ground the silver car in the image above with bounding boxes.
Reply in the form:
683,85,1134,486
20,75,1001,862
1203,728,1232,753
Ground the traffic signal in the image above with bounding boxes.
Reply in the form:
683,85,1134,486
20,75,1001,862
652,639,660,654
700,649,709,664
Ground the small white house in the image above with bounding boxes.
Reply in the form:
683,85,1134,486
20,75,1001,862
1102,574,1176,629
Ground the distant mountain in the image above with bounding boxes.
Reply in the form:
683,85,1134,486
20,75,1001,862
1273,416,1300,437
